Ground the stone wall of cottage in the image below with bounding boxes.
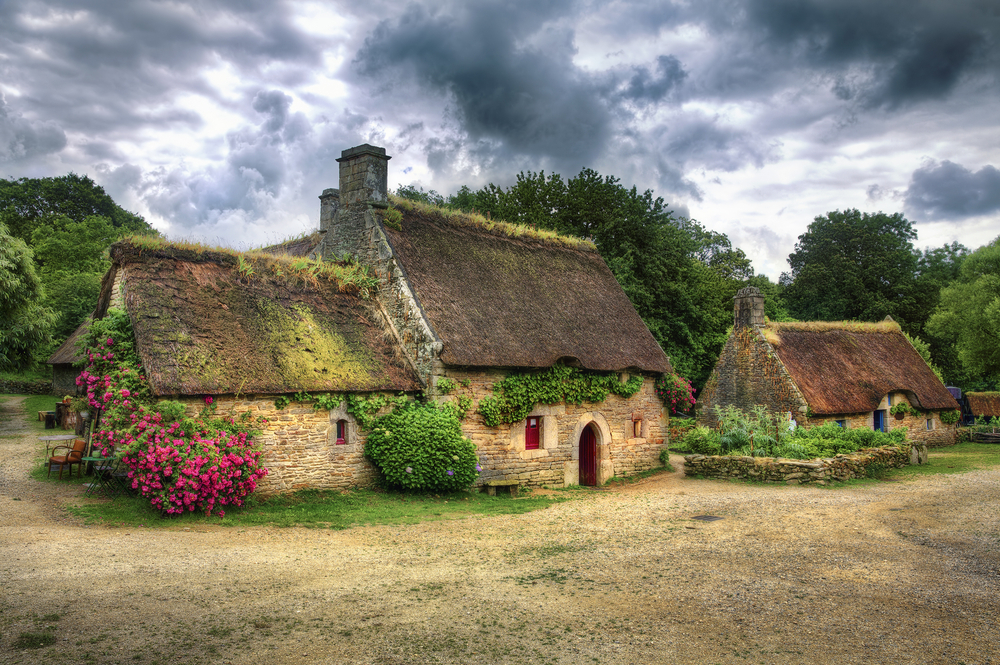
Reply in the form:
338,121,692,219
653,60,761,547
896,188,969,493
171,373,667,494
430,369,667,488
802,390,957,447
171,394,379,494
697,324,807,428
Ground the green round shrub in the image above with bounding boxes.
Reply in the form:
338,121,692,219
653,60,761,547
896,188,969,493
364,402,479,491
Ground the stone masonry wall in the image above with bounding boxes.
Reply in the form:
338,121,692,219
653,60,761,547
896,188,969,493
1,378,55,395
173,374,666,494
173,394,379,495
801,390,958,447
430,369,667,488
684,444,912,485
698,325,807,428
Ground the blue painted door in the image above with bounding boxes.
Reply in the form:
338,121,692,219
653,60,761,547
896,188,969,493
873,410,886,432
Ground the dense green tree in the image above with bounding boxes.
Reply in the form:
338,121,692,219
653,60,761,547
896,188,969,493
926,237,1000,384
783,209,919,323
451,169,751,387
0,222,55,371
0,173,151,242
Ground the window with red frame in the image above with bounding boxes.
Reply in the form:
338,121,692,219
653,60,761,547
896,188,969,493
336,419,347,445
525,416,540,450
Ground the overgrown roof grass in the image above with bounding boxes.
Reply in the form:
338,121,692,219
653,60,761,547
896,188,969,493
388,195,597,252
118,235,376,296
763,319,900,347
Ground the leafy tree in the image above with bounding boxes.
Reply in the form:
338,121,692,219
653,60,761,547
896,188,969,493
926,237,1000,383
0,173,151,242
783,210,918,323
0,222,54,371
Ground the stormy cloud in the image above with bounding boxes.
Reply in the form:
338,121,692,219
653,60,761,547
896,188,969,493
905,160,1000,220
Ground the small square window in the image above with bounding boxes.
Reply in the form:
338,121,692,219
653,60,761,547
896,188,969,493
835,420,846,428
525,417,540,450
336,419,347,445
887,394,893,406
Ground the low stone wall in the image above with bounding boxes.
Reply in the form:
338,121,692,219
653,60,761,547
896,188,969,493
683,444,913,485
0,379,54,395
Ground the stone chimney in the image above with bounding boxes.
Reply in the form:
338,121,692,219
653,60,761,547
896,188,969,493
733,286,765,329
319,144,391,259
318,188,339,233
336,144,391,208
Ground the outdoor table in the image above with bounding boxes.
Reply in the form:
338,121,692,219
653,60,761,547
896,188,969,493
39,434,77,456
83,456,118,498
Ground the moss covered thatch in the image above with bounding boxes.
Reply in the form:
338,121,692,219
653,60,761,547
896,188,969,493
98,240,421,396
967,392,1000,418
766,322,956,415
382,205,671,373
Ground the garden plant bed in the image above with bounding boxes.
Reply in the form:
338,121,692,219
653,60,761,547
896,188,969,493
2,395,1000,665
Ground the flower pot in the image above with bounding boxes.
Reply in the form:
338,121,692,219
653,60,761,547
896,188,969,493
894,412,905,420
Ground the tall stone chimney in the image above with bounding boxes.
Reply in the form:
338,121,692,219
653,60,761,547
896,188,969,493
733,286,765,329
336,144,390,208
319,144,391,259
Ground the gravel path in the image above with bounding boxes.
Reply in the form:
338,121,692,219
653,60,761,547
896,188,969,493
2,395,999,665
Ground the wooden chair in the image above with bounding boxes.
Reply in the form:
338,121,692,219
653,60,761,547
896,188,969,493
47,438,87,480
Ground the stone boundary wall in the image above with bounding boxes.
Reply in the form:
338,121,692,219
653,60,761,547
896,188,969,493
683,444,913,485
0,379,54,395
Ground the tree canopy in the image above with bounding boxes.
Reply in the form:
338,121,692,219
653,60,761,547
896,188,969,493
0,174,157,367
926,237,1000,385
782,209,919,322
0,222,54,371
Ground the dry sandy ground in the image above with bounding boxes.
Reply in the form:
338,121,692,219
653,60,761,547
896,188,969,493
1,395,999,665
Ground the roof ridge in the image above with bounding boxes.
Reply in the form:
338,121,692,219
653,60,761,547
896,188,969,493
388,195,597,252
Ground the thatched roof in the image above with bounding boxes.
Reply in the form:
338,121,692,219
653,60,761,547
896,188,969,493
767,322,957,415
99,241,421,396
967,392,1000,418
381,204,672,373
259,232,322,258
47,319,90,366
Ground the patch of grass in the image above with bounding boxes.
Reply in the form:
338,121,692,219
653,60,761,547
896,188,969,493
889,442,1000,478
66,487,569,529
14,631,56,648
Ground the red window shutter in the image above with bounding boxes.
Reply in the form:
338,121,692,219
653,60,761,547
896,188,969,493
336,420,347,444
525,417,540,450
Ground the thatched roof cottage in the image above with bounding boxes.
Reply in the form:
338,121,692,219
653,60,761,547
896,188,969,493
88,144,672,491
697,287,958,446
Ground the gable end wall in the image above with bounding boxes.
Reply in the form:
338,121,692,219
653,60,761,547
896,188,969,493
698,326,807,427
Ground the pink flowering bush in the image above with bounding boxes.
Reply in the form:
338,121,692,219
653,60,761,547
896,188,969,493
76,308,268,517
654,373,696,415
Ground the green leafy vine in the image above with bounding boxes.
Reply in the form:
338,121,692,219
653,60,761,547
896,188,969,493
477,364,643,427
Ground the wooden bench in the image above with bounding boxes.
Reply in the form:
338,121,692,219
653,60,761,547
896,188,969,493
481,480,520,497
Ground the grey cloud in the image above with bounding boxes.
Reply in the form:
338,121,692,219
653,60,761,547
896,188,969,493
354,1,611,168
905,160,1000,220
660,114,781,172
738,0,996,108
0,95,66,162
621,56,687,105
0,0,322,136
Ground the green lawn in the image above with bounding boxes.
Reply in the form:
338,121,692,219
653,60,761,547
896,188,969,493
889,441,1000,478
65,488,567,529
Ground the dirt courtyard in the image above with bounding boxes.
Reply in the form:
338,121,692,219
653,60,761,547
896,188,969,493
2,395,999,665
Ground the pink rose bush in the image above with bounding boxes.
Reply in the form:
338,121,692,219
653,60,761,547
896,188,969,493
655,373,696,415
77,309,268,517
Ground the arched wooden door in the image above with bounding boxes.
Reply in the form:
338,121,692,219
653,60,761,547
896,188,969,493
579,424,597,486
